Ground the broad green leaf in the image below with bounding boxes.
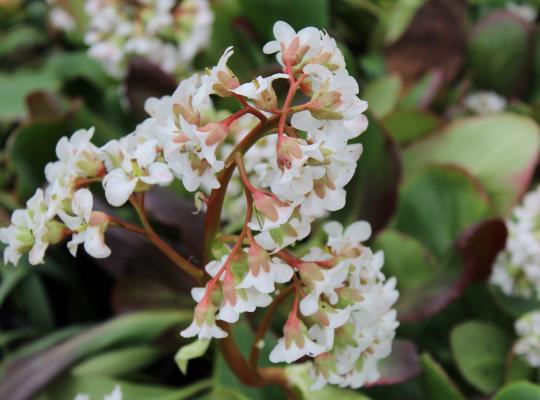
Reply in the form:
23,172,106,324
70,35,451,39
362,75,401,117
0,310,192,400
71,345,164,377
420,353,465,400
36,375,211,400
493,381,540,400
0,69,60,121
468,12,528,95
403,113,540,214
238,0,329,40
374,230,438,291
175,339,210,375
450,321,510,394
394,165,492,258
285,363,372,399
382,110,440,145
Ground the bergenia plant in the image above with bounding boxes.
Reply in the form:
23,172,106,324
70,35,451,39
0,21,399,391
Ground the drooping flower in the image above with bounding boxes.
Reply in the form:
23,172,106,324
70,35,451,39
58,189,111,258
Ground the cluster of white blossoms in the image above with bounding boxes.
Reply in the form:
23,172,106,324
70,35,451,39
515,310,540,367
84,0,213,78
0,21,398,390
491,185,540,298
46,0,77,32
463,91,506,115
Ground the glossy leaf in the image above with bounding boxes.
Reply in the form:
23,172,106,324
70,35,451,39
420,353,465,400
450,321,510,394
362,75,402,117
382,110,440,145
403,113,540,214
493,381,540,400
469,11,530,95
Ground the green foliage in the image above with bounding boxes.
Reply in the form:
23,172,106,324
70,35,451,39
493,381,540,400
450,321,511,394
403,113,540,214
420,353,465,400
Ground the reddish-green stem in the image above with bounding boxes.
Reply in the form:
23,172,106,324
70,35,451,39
129,194,203,282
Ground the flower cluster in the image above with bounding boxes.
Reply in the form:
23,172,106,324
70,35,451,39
463,91,506,115
515,310,540,367
47,0,76,32
84,0,213,78
491,185,540,298
0,21,398,390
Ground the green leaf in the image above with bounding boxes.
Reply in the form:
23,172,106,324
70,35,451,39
238,0,329,40
0,25,46,57
489,285,540,319
375,230,438,291
382,110,440,145
468,12,529,95
342,114,400,232
0,310,192,400
36,375,211,400
394,165,492,258
175,339,210,375
9,102,119,199
362,75,401,117
505,353,534,384
0,263,31,308
71,345,164,377
403,113,540,214
450,320,511,394
420,353,465,400
493,381,540,400
0,69,60,121
45,52,109,89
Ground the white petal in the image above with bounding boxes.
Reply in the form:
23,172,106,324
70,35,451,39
103,169,137,207
84,226,111,258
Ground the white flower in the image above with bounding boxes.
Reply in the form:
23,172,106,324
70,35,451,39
491,185,540,298
232,73,289,111
263,21,321,67
74,384,122,400
254,210,313,251
291,65,368,137
324,220,372,255
202,46,240,96
238,241,294,293
47,1,76,32
270,315,326,364
0,189,54,266
515,310,540,367
464,91,506,115
84,0,213,79
507,2,537,22
249,191,295,232
59,189,111,259
181,286,228,340
101,137,173,206
204,254,273,323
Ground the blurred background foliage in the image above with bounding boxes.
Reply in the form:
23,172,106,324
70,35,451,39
2,0,540,399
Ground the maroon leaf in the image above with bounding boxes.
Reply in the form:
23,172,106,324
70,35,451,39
385,0,466,88
125,57,178,121
371,340,422,386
